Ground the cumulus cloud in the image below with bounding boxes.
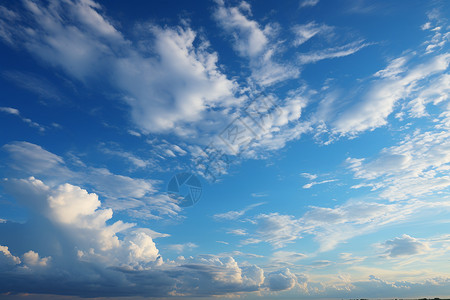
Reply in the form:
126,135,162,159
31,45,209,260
381,235,430,258
0,245,21,267
0,0,236,135
214,1,268,58
264,268,297,291
23,250,51,267
0,175,302,297
1,141,178,219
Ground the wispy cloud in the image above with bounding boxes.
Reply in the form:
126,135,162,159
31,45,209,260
298,41,370,64
0,107,45,132
214,202,265,221
302,179,337,189
292,21,333,46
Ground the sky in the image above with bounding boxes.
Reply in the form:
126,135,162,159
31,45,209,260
0,0,450,299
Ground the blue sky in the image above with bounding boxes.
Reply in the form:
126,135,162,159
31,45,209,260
0,0,450,299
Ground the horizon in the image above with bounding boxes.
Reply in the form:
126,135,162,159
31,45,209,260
0,0,450,299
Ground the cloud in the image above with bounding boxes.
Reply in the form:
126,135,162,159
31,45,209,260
1,141,177,219
2,142,66,175
298,41,369,64
346,111,450,201
23,250,51,267
0,107,45,131
1,176,299,297
214,1,299,86
0,0,237,135
2,71,63,102
270,251,307,266
254,213,303,248
381,235,430,258
292,22,332,46
300,0,319,8
0,245,21,267
302,179,336,189
214,202,265,221
264,268,297,291
301,172,317,180
228,229,248,236
374,57,408,79
251,192,268,198
167,242,198,253
214,2,267,58
331,53,450,136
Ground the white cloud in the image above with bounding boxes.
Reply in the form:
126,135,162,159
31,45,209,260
301,172,317,180
2,70,63,102
380,235,430,258
292,22,332,46
2,141,175,218
254,213,303,248
0,0,237,135
332,53,450,136
168,242,198,253
264,268,297,291
300,0,319,8
214,202,265,220
0,107,45,131
374,57,408,79
271,251,307,266
228,229,248,236
23,250,50,267
251,192,268,198
346,112,450,201
0,245,21,266
214,1,300,86
302,179,336,189
298,41,369,64
214,2,268,58
2,142,66,176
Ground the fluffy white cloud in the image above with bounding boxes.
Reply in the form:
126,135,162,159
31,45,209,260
381,235,430,258
0,0,236,135
0,245,21,267
2,141,175,218
264,268,297,291
2,175,303,297
23,250,50,267
214,1,267,58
